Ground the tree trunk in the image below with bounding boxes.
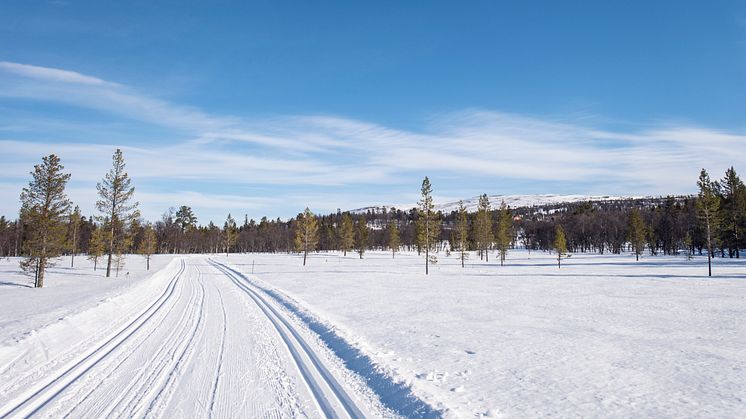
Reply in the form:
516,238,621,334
425,247,429,275
37,257,46,288
146,254,150,270
706,217,712,277
303,249,307,266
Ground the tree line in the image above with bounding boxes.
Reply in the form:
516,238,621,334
2,150,744,286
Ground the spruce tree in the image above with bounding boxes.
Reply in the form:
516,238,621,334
138,224,157,270
475,194,492,261
223,213,237,256
417,177,440,274
339,213,355,256
495,200,512,266
387,220,400,259
68,205,82,267
294,207,319,266
628,208,646,261
554,224,567,268
96,149,139,278
719,167,745,258
697,169,720,276
355,217,369,259
455,201,469,268
19,154,71,288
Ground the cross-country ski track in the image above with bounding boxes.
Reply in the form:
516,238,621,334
0,257,424,418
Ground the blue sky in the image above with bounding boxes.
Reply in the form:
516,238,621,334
1,1,745,223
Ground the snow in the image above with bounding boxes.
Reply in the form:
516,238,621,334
0,255,176,346
349,193,646,214
0,255,395,418
218,250,746,417
1,250,744,417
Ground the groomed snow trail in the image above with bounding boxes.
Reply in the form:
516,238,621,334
209,259,367,419
1,257,379,418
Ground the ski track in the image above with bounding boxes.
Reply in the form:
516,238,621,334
0,260,188,418
0,257,327,418
209,258,368,419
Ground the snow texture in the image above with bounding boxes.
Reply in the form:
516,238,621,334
1,250,745,417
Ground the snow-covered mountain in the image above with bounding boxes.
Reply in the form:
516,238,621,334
350,194,646,214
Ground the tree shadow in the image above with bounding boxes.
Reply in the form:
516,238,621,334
0,280,33,289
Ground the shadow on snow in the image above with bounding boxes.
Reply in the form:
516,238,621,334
219,263,443,418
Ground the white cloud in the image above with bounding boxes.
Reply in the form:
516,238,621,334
1,61,744,222
0,61,114,86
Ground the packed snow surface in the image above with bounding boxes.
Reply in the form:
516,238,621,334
1,250,744,417
221,250,746,417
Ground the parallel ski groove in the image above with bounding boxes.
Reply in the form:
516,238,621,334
209,259,365,419
0,259,186,418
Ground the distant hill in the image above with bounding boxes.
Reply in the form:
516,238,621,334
350,194,650,214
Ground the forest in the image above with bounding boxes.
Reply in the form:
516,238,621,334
2,149,744,286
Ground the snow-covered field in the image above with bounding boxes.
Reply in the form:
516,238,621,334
1,250,744,417
219,250,746,417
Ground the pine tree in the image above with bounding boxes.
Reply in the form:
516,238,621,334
339,213,354,257
387,220,400,259
417,177,440,274
697,169,720,276
355,218,369,259
628,208,646,261
683,231,693,260
455,201,469,268
88,227,107,271
554,224,567,268
68,205,82,267
719,167,745,258
294,207,319,266
175,205,197,232
475,194,492,261
495,200,512,266
19,154,71,288
96,149,139,278
223,213,237,256
139,224,157,270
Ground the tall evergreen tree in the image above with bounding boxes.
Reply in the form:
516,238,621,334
495,201,512,266
139,224,157,270
294,207,319,266
19,154,71,288
387,220,400,259
355,218,369,259
697,169,720,276
88,227,106,271
455,201,469,268
223,213,237,256
68,205,82,267
96,149,139,278
417,177,440,275
339,213,355,256
719,167,745,258
628,207,646,261
554,224,567,268
475,194,492,261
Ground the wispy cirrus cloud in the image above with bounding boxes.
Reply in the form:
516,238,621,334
1,60,744,222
